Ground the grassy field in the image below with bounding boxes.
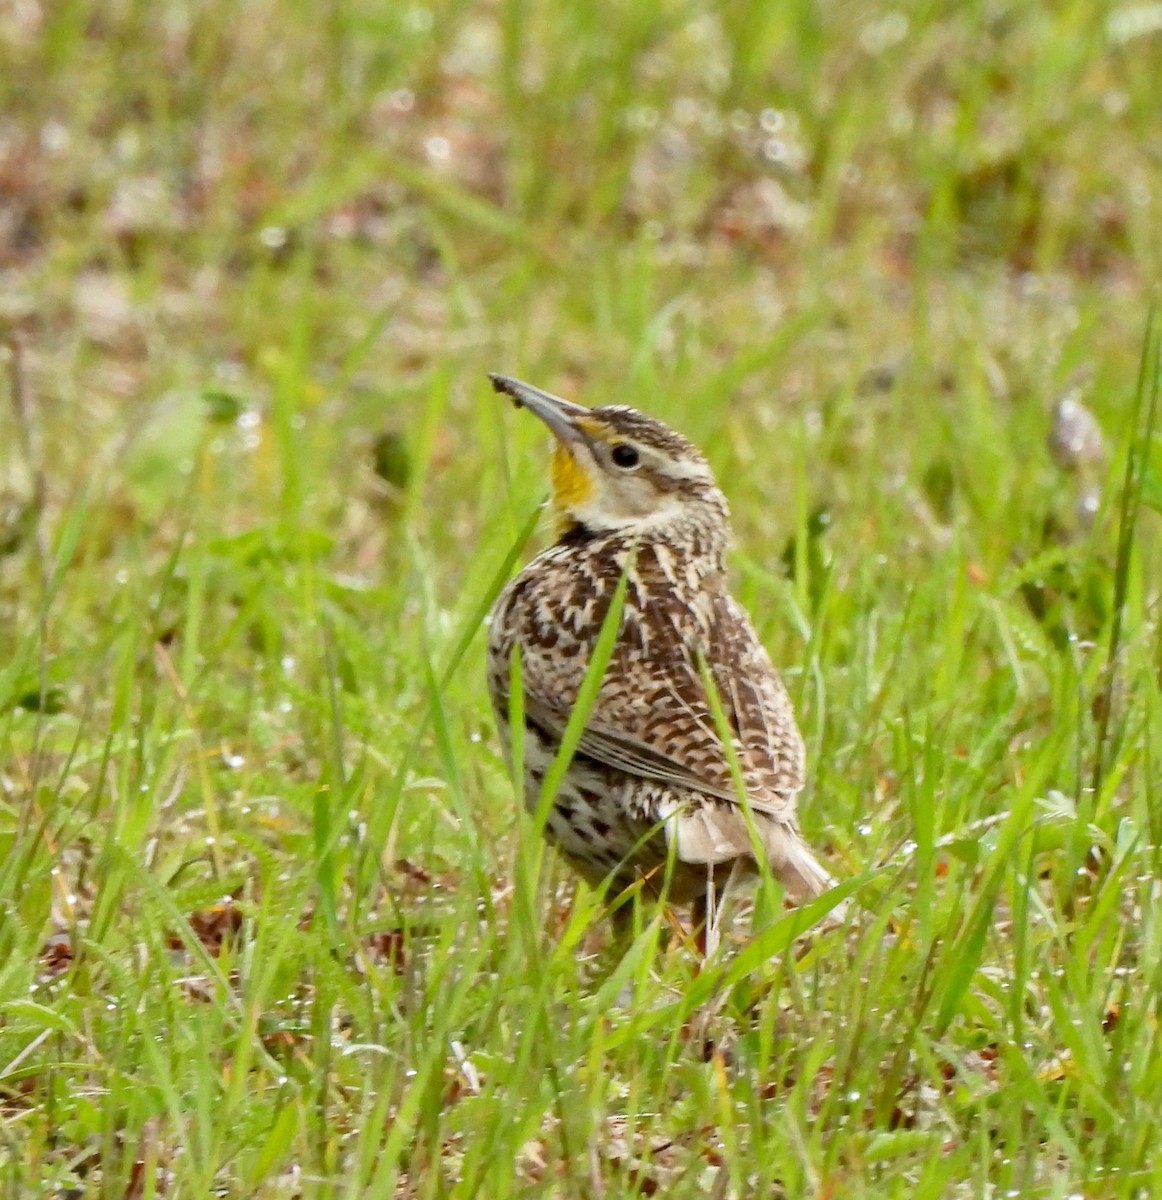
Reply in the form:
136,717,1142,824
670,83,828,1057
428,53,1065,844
2,0,1162,1195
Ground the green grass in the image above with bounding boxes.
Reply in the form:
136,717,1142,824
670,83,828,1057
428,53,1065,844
2,0,1162,1194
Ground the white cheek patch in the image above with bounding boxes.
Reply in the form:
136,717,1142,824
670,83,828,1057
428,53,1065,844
571,472,645,525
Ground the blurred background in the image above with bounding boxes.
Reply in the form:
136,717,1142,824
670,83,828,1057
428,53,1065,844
2,1,1161,1193
3,0,1158,555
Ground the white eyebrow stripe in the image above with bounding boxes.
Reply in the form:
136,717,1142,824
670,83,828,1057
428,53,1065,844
655,456,713,482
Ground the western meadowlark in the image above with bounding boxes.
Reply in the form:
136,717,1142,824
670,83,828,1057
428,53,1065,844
486,373,833,946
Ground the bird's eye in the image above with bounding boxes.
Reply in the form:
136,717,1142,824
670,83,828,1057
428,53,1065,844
610,443,640,469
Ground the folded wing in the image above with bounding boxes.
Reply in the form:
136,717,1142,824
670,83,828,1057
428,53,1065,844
523,592,805,820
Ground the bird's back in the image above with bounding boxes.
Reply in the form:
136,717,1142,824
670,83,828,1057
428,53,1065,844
487,526,819,898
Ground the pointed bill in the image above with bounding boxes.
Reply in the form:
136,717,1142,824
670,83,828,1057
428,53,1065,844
488,373,590,447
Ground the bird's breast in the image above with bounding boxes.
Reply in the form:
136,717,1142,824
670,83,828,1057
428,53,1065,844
488,537,722,707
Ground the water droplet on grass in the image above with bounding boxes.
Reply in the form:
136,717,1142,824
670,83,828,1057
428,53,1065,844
424,135,451,163
759,108,784,133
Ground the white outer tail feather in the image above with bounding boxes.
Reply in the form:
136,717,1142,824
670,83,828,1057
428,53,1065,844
770,828,834,901
665,801,835,903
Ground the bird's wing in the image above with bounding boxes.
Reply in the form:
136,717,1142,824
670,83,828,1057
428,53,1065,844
524,592,804,820
525,692,739,802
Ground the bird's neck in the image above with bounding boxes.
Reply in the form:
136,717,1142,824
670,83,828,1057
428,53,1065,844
551,515,728,579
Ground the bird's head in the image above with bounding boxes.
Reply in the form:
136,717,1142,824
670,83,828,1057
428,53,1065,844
490,374,729,542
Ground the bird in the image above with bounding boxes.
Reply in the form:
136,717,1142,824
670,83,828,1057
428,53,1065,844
485,373,834,949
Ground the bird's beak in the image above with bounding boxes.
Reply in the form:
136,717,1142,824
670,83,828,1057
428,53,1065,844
488,374,590,448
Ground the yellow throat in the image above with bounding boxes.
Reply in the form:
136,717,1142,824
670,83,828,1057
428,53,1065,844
549,442,594,514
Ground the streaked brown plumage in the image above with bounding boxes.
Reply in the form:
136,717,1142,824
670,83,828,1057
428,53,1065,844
485,374,833,943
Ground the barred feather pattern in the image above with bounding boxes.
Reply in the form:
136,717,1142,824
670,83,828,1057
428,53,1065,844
487,509,833,905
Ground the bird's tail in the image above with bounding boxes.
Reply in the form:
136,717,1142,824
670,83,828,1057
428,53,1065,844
666,802,841,915
769,827,835,902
